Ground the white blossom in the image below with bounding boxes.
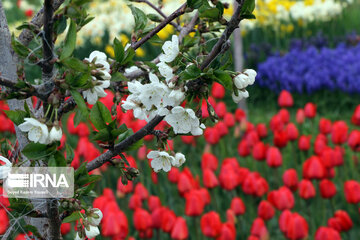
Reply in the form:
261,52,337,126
19,118,49,144
147,151,174,172
165,106,203,135
234,73,250,89
232,89,249,103
88,208,103,226
85,225,100,239
125,66,141,75
172,153,186,168
83,79,110,105
0,156,12,179
244,69,257,85
49,126,62,142
74,232,84,240
137,73,168,110
157,62,174,83
159,35,179,63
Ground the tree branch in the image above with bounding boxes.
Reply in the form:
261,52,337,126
132,3,188,50
200,0,245,70
178,12,198,44
86,115,164,172
135,0,181,30
19,0,65,46
42,0,55,79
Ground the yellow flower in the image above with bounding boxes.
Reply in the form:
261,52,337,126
223,4,234,18
157,25,174,40
304,0,314,6
120,34,129,45
105,45,115,58
94,36,102,45
136,48,145,57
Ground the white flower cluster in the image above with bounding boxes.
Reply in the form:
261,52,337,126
122,35,205,136
147,151,186,172
232,69,257,103
76,209,103,240
19,118,62,144
83,51,111,105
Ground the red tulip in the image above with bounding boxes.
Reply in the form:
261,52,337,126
319,179,337,199
256,123,268,138
315,227,341,240
283,169,298,191
171,217,188,240
286,123,299,141
181,135,196,145
235,109,246,122
344,180,360,204
148,196,161,212
250,218,268,239
185,190,205,216
0,209,9,235
203,169,219,188
133,208,152,232
282,212,309,240
351,105,360,126
226,209,236,224
296,109,305,124
327,217,342,232
298,135,311,151
252,141,268,161
304,103,316,118
333,210,353,232
204,127,220,145
314,135,328,155
279,210,292,233
257,200,275,221
298,179,316,199
161,208,177,233
331,121,348,145
303,156,326,180
268,186,295,210
168,167,180,183
279,109,290,124
238,139,251,157
219,164,239,191
348,130,360,152
217,222,236,240
129,194,142,210
319,118,332,135
215,102,227,119
278,90,293,107
248,236,260,240
177,169,197,195
266,146,282,168
134,183,149,200
201,153,218,171
242,172,269,197
151,207,165,229
274,130,289,148
230,197,246,215
270,114,284,132
200,211,222,237
224,113,235,127
212,82,225,99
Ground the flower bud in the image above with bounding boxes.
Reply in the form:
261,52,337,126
88,208,103,226
85,225,100,239
49,126,63,142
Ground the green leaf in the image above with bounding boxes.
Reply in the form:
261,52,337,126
71,90,89,123
48,151,67,167
54,15,67,34
62,211,83,223
122,47,135,65
4,110,28,125
214,70,233,90
199,8,220,20
111,124,128,138
241,13,256,19
60,20,77,60
62,57,88,72
187,0,205,9
129,5,148,31
91,128,110,141
147,13,162,22
23,225,42,239
22,143,57,159
125,139,143,151
111,72,128,82
241,0,255,14
113,38,125,63
11,35,30,58
90,102,112,130
180,64,202,81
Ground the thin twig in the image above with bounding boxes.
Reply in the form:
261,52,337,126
178,12,199,43
135,0,181,30
200,0,245,70
132,3,188,50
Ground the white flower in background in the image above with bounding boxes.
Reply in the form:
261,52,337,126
157,62,174,83
165,106,204,135
19,118,49,144
147,151,175,172
172,153,186,168
159,35,179,63
83,79,110,105
125,66,141,75
244,69,257,85
234,73,250,89
232,89,249,103
88,209,103,226
0,156,12,179
85,225,100,239
49,126,62,142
